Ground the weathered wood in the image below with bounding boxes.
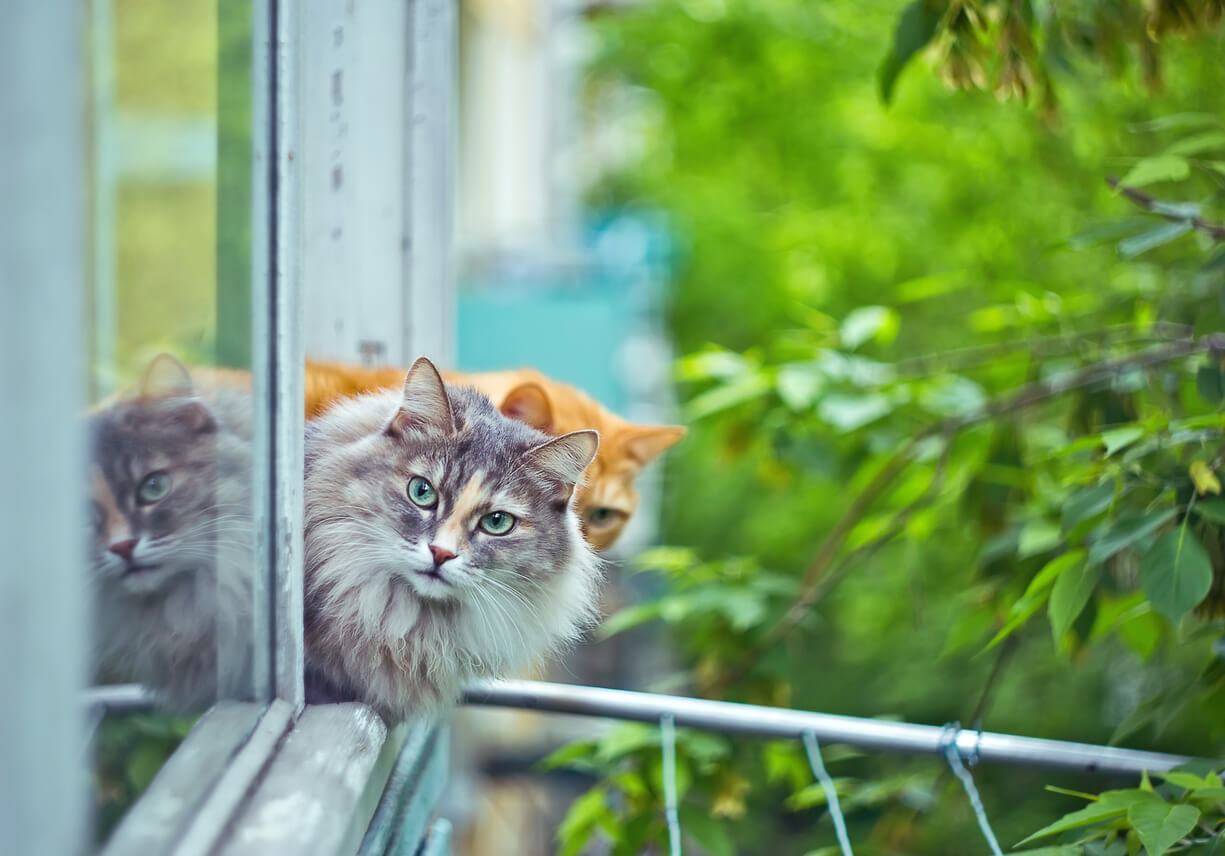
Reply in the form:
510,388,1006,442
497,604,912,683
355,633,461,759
357,721,440,856
300,0,414,367
385,724,451,856
100,703,264,855
250,0,306,709
0,6,87,852
215,704,390,856
419,819,453,856
173,700,296,856
405,0,458,368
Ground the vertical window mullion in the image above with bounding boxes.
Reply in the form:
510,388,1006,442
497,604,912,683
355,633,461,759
252,0,305,712
0,3,88,851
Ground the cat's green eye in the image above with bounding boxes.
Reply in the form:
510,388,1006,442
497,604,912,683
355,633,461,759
407,476,438,508
478,511,516,536
137,471,171,505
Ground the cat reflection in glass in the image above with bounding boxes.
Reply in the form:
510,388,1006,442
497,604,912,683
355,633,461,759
88,355,255,711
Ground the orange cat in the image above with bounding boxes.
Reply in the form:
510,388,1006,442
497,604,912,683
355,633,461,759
303,360,685,551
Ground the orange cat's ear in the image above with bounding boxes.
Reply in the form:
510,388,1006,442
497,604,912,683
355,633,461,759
388,356,454,436
140,353,196,399
500,382,554,433
523,430,599,487
623,424,687,466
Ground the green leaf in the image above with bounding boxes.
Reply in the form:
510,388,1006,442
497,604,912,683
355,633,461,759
877,0,942,104
675,349,755,382
1190,460,1222,495
679,807,736,856
594,723,658,763
1117,155,1191,188
1019,800,1130,843
1158,771,1218,791
1165,130,1225,156
1019,520,1063,558
1118,221,1193,259
1140,529,1213,623
989,551,1084,649
684,372,772,421
776,363,825,410
558,787,611,856
1008,848,1084,856
1088,510,1177,565
1101,426,1145,456
1197,366,1225,405
985,590,1049,651
1130,113,1223,132
1063,483,1117,530
1125,801,1199,856
598,601,663,639
1117,606,1162,661
126,742,168,791
1045,785,1105,801
817,393,893,432
1049,554,1100,645
1068,217,1159,250
540,740,598,771
840,305,899,349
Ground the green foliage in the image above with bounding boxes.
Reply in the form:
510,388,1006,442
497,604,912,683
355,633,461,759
1019,769,1225,854
572,0,1225,852
93,713,195,842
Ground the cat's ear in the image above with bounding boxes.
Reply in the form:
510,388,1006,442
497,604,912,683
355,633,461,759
387,357,455,437
139,353,216,432
500,382,554,432
140,353,196,399
622,424,687,466
524,430,599,487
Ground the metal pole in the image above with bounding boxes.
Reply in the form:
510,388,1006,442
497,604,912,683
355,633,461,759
463,679,1198,777
84,679,1204,777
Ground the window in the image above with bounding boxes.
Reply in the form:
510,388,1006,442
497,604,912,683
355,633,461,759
4,1,456,852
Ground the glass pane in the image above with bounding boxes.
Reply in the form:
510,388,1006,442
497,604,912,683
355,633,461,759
86,0,262,840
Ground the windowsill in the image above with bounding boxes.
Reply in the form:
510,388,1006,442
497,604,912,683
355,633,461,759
100,700,449,856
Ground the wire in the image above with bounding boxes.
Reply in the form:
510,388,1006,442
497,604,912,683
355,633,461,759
802,731,854,856
941,722,1003,856
660,713,682,856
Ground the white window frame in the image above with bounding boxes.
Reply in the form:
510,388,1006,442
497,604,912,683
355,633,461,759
6,0,458,851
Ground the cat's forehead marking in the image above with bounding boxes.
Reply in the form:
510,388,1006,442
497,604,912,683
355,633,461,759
443,473,488,533
91,466,128,530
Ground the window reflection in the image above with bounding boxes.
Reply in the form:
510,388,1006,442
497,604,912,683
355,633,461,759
87,0,258,839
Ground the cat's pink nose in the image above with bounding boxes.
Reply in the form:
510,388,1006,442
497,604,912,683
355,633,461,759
108,538,138,559
428,545,456,567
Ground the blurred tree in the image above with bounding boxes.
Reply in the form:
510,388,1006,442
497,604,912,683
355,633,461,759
563,0,1225,853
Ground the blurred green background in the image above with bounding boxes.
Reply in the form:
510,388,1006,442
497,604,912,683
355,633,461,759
558,2,1225,855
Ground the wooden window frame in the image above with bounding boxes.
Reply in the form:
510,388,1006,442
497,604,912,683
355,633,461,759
71,0,458,852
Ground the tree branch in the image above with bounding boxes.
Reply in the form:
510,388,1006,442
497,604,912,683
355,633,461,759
1107,176,1225,241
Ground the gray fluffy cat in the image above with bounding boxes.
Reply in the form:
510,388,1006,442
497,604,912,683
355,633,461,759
88,354,254,711
303,357,602,721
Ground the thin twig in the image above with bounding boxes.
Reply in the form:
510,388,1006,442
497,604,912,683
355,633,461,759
1107,176,1225,241
895,323,1192,378
967,636,1018,728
